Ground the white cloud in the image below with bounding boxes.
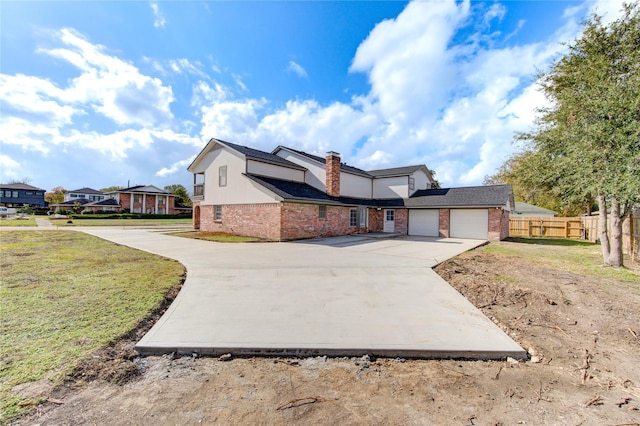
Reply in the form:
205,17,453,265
287,61,308,78
150,3,166,28
156,156,196,177
0,154,20,181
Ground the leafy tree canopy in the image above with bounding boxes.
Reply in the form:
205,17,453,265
165,184,192,207
513,3,640,266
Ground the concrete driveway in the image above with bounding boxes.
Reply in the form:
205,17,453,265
79,229,526,360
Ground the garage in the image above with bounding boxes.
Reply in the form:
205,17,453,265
408,209,439,237
450,209,489,240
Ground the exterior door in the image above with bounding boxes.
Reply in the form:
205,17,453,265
383,209,395,233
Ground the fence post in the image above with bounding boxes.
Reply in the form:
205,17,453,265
527,220,531,237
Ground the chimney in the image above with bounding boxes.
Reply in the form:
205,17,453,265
325,151,341,197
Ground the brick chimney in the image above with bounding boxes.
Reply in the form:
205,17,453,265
325,151,341,197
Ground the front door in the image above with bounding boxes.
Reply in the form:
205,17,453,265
383,209,395,233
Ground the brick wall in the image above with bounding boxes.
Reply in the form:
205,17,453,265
281,203,356,240
488,208,509,241
439,208,450,238
196,203,282,240
368,209,383,232
119,193,131,211
394,208,408,234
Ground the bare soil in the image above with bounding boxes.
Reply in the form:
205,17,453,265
12,241,640,425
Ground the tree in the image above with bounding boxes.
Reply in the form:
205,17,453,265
100,185,123,193
484,151,593,216
45,186,67,205
164,184,192,207
517,3,640,267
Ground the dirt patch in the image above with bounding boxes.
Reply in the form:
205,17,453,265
12,241,640,425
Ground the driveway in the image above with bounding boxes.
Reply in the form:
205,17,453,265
79,229,526,360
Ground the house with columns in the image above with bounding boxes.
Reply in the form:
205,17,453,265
107,185,179,214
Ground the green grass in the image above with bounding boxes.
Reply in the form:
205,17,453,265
482,237,639,284
171,231,264,242
0,217,36,227
50,218,193,227
0,231,185,422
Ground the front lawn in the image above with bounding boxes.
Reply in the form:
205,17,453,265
483,237,639,283
0,231,185,422
0,216,36,227
171,231,265,242
50,218,193,226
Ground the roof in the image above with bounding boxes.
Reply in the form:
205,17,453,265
367,165,425,178
113,185,171,195
0,183,45,191
245,174,402,207
513,202,557,215
273,146,371,177
54,198,93,206
189,139,307,172
87,198,120,207
68,187,104,195
405,185,512,208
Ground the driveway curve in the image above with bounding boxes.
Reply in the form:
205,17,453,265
79,229,526,360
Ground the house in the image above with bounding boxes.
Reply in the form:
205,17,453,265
188,138,513,241
106,185,179,214
64,187,106,203
512,202,557,218
0,183,46,208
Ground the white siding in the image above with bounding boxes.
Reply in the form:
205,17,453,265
202,147,278,205
246,160,304,182
408,210,439,236
276,151,326,191
411,169,431,195
373,176,408,199
340,172,372,198
450,209,489,240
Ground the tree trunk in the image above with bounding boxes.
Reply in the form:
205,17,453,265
597,194,611,264
607,196,624,268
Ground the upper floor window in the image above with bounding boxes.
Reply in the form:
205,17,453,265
409,177,415,191
157,195,165,203
219,166,227,187
134,194,142,203
12,191,18,198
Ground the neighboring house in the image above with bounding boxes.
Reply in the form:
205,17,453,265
51,197,121,213
512,202,557,218
0,183,46,208
106,185,178,214
64,187,106,203
188,138,513,241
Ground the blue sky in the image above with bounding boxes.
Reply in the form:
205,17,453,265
0,0,627,193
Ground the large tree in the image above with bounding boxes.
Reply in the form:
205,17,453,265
164,184,192,207
517,3,640,267
45,186,67,205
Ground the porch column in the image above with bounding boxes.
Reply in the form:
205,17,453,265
142,194,146,213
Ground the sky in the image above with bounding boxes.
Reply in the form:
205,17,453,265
0,0,628,193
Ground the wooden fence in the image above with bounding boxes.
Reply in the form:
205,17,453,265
510,214,638,262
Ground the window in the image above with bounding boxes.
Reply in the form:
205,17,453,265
70,194,78,198
318,205,327,219
12,191,18,198
349,208,358,227
157,196,165,203
386,209,395,222
214,205,222,221
26,191,34,195
134,194,142,203
219,166,227,187
0,191,4,197
409,177,415,191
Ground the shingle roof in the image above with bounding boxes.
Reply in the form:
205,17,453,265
245,174,403,207
513,202,557,215
274,146,371,177
367,165,424,177
405,185,512,208
116,185,170,194
87,198,119,207
0,183,45,191
219,140,307,171
68,187,104,195
55,198,93,206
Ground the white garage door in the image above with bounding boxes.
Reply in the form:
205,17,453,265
408,209,439,237
450,209,489,239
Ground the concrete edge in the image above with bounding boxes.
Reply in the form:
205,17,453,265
135,344,528,361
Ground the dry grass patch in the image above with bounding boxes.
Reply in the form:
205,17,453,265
0,231,185,423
